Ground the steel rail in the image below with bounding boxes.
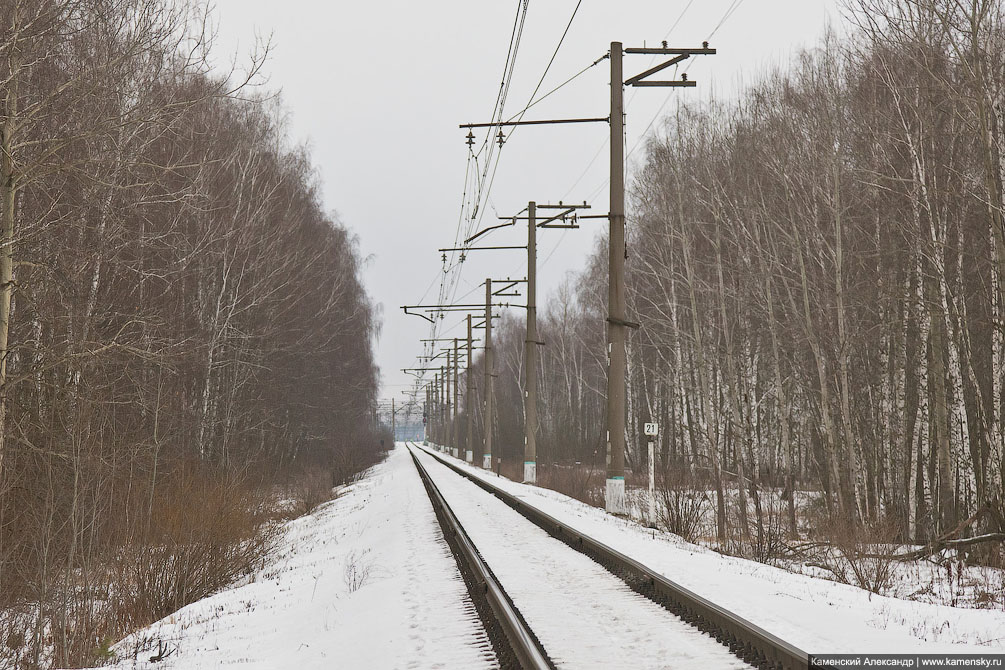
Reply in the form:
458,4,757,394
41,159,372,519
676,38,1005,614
414,443,809,670
408,446,553,670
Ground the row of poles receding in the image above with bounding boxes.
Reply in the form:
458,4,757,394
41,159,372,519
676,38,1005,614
403,42,714,514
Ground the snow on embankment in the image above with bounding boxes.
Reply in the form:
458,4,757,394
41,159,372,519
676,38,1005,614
417,444,1005,654
107,445,495,670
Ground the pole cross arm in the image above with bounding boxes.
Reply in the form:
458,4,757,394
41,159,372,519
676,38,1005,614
491,279,527,296
421,337,480,343
537,203,591,210
607,316,641,329
439,245,525,252
624,53,691,86
427,305,508,313
624,45,715,88
623,47,716,55
459,117,608,129
538,207,579,228
471,317,501,329
402,303,486,311
630,80,696,87
403,302,490,322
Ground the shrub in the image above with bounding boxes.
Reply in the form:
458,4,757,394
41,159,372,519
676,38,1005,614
112,464,278,626
290,470,334,517
655,466,709,542
806,516,899,594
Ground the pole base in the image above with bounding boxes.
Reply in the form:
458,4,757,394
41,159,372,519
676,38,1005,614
482,454,492,470
605,477,626,515
523,462,536,484
465,450,473,463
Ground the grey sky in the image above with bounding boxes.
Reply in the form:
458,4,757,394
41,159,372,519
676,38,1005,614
209,0,841,403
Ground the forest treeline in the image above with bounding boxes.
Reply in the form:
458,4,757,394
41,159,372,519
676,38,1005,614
452,0,1005,561
0,1,382,667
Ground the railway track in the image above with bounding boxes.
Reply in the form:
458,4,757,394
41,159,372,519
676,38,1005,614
409,442,810,670
408,446,552,669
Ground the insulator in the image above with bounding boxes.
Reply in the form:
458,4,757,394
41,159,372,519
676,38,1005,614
466,130,475,148
662,40,668,48
496,129,505,147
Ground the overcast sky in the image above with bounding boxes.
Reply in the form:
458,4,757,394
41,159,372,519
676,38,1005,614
208,0,843,405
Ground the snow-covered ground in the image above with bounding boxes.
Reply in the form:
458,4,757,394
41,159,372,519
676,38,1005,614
103,441,1005,670
107,446,496,670
413,446,750,669
417,443,1005,654
623,483,1005,611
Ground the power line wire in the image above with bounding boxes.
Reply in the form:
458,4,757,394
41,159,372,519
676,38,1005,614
708,0,746,39
436,0,532,331
446,0,589,322
510,0,584,132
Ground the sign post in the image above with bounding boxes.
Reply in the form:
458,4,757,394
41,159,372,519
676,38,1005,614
644,422,659,523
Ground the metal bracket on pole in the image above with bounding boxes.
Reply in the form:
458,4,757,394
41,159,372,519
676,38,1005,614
464,220,516,245
402,306,435,323
623,44,715,88
492,278,526,296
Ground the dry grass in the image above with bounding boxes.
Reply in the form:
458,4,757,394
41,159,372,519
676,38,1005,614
1,463,280,669
537,463,605,507
111,466,279,628
289,470,334,517
797,515,900,594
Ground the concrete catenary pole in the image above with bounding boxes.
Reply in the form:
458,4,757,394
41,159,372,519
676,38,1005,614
483,279,494,469
524,201,538,484
466,315,474,463
453,338,460,458
433,374,439,446
445,351,452,455
440,366,447,451
606,41,627,514
439,373,444,447
440,371,446,448
391,397,396,444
